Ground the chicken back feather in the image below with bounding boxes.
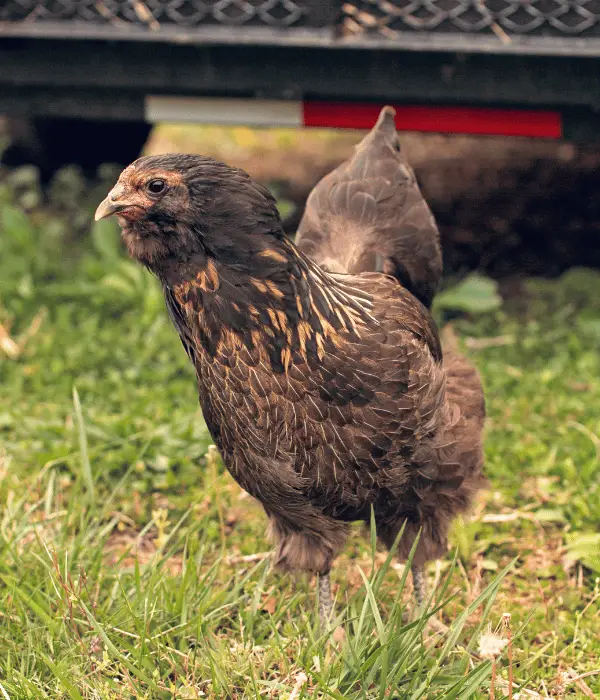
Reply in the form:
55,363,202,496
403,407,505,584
296,106,442,308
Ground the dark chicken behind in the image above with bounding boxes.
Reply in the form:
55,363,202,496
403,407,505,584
96,153,485,624
295,106,442,309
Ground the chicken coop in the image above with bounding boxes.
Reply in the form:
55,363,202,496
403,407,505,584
1,0,600,175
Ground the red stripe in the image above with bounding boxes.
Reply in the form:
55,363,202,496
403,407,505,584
302,102,562,139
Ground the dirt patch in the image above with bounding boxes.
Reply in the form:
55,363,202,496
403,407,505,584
104,527,183,576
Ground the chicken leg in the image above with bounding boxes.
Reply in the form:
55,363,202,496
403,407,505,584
318,573,334,629
412,565,428,607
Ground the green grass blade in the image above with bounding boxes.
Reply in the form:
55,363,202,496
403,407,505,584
40,655,84,700
72,387,95,507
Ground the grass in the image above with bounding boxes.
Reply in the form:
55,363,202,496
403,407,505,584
0,165,599,698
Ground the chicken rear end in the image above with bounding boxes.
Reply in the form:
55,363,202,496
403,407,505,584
296,106,442,308
378,349,487,575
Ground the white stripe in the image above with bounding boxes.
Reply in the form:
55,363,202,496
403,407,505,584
145,96,303,127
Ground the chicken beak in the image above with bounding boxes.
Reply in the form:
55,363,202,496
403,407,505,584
95,196,124,221
95,182,135,221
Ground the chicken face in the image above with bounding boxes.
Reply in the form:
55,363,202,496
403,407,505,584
95,157,197,265
95,167,184,223
95,154,282,269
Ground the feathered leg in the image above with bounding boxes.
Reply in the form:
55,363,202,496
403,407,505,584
318,573,334,629
412,564,450,634
412,565,427,607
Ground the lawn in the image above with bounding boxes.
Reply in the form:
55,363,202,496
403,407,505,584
0,163,599,699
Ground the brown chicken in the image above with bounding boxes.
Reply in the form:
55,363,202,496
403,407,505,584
295,106,442,309
95,154,485,626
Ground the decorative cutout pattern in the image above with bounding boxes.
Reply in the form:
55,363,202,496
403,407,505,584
0,0,306,27
2,1,600,37
341,0,600,37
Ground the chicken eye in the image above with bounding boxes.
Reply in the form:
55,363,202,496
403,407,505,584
147,179,166,195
